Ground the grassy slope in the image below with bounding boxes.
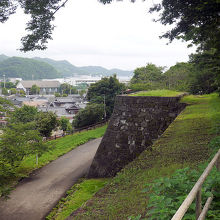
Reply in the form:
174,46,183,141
46,179,109,220
71,94,220,219
129,89,184,97
16,125,107,178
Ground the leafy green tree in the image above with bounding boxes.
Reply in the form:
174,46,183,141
0,96,13,113
0,0,69,51
0,82,16,89
10,88,17,95
2,87,8,96
19,89,25,96
55,92,61,97
60,83,77,95
0,122,47,196
10,105,38,124
87,75,125,117
0,122,45,167
73,103,104,129
60,116,71,133
35,111,58,137
30,84,40,95
188,50,220,94
149,1,220,51
79,89,86,97
163,62,193,92
131,63,164,84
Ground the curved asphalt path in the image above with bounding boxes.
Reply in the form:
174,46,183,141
0,138,102,220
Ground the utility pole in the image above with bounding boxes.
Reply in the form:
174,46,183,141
3,74,5,88
103,94,106,121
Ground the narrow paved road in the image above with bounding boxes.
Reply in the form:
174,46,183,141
0,138,102,220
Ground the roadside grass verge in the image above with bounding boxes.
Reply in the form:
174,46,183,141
17,125,107,176
129,89,184,97
70,93,220,219
46,178,109,220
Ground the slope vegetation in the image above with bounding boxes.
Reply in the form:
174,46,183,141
69,94,220,219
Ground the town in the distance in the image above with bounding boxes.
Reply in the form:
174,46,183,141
0,54,132,128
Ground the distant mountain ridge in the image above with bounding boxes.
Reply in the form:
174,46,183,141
34,57,133,77
0,54,9,62
0,56,61,80
0,54,133,80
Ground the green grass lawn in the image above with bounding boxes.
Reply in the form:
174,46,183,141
16,125,107,179
70,93,220,219
129,89,185,97
46,178,109,220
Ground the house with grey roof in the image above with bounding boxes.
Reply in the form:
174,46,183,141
16,80,60,95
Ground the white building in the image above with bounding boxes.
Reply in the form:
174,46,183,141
17,80,61,95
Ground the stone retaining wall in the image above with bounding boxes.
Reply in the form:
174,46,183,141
88,95,186,178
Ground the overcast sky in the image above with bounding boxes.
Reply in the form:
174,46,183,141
0,0,196,71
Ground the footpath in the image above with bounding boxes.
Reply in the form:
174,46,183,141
0,138,102,220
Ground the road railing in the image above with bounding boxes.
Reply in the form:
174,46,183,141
44,120,108,141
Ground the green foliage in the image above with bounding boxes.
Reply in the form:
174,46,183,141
189,50,220,94
46,178,109,220
149,1,220,51
131,63,164,84
0,96,13,113
129,63,164,92
11,106,59,137
87,75,125,117
0,81,16,89
10,88,17,95
143,165,219,219
73,94,220,219
149,1,220,96
0,57,61,79
10,105,38,124
0,122,46,196
55,92,61,97
1,87,8,95
0,123,45,167
79,89,86,97
163,62,193,92
60,83,77,95
73,103,104,129
0,125,107,196
30,84,40,95
60,117,71,132
19,89,25,96
35,111,58,137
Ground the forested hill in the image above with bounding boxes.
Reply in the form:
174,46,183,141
34,57,133,77
33,57,86,77
0,57,61,80
0,55,133,79
0,54,9,62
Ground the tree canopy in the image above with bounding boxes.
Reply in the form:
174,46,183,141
87,75,125,117
73,103,104,129
131,63,164,84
